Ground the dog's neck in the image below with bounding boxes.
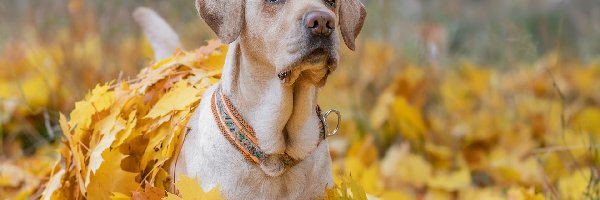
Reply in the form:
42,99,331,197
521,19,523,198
220,40,323,162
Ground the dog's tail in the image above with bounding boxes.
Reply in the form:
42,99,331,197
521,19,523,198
133,7,183,61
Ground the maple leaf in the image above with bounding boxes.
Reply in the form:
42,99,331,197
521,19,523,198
391,97,426,142
427,168,471,191
145,80,202,119
132,185,166,200
40,169,65,200
86,150,139,199
558,168,592,199
164,176,223,200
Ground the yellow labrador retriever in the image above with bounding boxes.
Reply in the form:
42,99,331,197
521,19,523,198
137,0,365,199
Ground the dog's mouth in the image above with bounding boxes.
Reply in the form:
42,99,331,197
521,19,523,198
278,47,338,85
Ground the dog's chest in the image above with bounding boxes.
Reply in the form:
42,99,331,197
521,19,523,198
174,86,334,200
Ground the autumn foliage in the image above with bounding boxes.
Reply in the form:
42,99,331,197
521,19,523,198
40,41,225,199
2,1,600,200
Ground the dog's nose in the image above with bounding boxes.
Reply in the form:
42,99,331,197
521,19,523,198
304,11,335,36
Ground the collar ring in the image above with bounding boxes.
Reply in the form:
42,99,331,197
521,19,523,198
322,109,341,137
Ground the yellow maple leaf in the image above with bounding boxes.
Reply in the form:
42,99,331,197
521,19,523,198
427,168,471,191
85,108,127,187
395,153,432,188
345,137,378,167
113,111,138,148
382,144,432,188
204,44,228,69
507,187,545,200
323,176,368,200
145,80,202,119
68,101,96,130
164,176,223,200
132,186,166,200
343,157,382,195
573,107,600,136
558,168,592,199
86,150,139,200
40,169,65,200
391,97,426,142
21,74,52,107
68,84,115,129
86,83,116,112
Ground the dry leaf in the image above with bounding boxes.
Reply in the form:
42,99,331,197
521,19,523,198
164,176,224,200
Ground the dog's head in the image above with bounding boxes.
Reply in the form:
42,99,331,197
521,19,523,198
196,0,366,86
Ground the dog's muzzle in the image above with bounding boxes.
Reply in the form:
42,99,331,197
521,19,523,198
277,11,338,83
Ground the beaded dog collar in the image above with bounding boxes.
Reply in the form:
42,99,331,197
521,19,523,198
210,86,340,168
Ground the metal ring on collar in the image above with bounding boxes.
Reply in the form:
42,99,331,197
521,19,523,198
323,109,341,137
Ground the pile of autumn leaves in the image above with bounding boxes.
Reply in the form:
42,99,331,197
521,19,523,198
37,41,226,199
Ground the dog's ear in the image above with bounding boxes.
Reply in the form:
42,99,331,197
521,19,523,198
339,0,366,51
196,0,244,44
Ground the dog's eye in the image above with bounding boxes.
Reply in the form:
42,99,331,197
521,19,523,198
325,0,336,8
266,0,284,4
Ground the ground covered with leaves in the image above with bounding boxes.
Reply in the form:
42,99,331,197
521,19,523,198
2,35,600,199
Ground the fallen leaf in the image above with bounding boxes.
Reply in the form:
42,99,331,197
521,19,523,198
164,176,223,200
145,81,201,119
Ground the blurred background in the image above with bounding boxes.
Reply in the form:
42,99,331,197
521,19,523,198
1,0,600,199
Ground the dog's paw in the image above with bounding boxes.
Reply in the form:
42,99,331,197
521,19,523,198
259,155,286,177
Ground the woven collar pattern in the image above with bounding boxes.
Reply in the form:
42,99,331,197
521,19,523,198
211,86,326,167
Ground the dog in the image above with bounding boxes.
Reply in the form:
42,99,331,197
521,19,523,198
136,0,365,199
